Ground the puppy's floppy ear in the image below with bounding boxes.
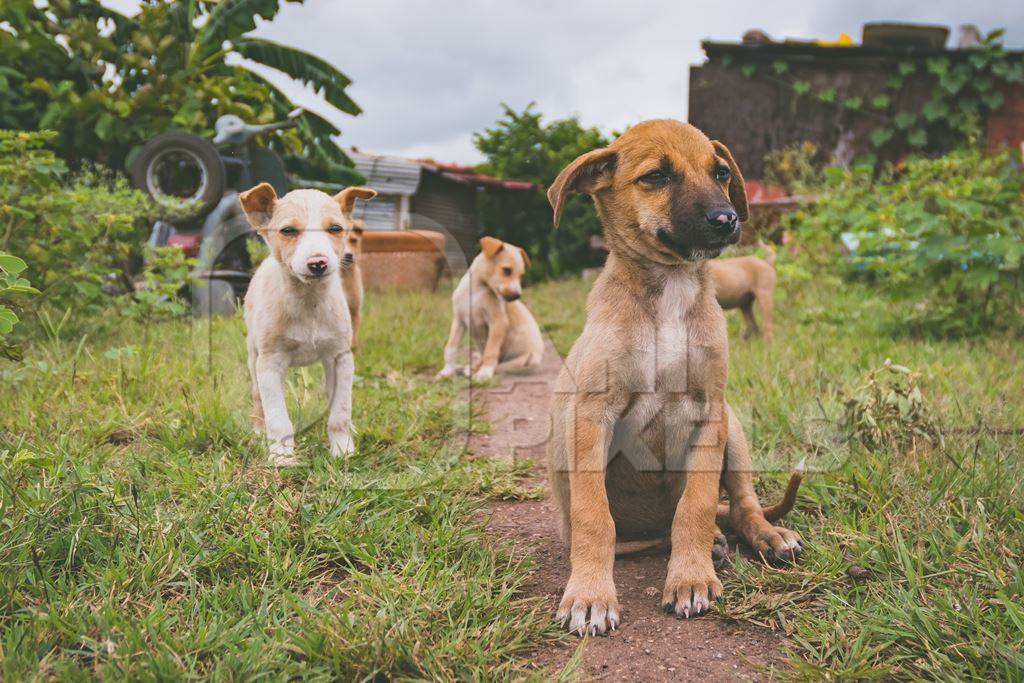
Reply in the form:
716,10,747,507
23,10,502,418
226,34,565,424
334,186,377,216
518,246,531,270
547,147,617,228
239,182,278,231
711,140,749,222
479,236,504,258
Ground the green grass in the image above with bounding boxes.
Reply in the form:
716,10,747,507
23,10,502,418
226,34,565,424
3,264,1022,680
0,291,553,680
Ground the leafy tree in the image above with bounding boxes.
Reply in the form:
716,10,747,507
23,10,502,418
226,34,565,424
0,0,361,184
474,104,609,278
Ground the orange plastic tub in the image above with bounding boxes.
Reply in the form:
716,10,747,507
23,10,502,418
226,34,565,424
359,230,447,292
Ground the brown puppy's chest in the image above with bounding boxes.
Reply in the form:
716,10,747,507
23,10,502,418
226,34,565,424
603,280,728,538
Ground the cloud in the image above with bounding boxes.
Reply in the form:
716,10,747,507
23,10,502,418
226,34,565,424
103,1,1024,163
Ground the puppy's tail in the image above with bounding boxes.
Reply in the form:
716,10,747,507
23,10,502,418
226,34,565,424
717,458,804,528
757,240,777,267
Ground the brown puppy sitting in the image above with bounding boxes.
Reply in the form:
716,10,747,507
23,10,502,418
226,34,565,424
546,120,802,636
708,246,776,339
340,219,365,350
436,236,544,381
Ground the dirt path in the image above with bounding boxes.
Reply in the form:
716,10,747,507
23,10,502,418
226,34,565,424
470,343,785,681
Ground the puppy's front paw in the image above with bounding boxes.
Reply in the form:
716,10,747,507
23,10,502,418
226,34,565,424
329,431,355,457
471,366,495,382
435,365,458,380
267,440,298,467
662,560,723,619
556,576,619,636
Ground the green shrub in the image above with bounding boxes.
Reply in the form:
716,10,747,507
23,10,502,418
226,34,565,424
120,245,197,323
0,252,38,360
762,141,821,194
0,130,154,319
790,148,1024,334
840,359,942,452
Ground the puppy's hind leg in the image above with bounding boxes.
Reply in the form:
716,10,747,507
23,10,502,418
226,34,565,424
495,349,543,375
740,301,759,339
325,351,356,456
248,349,265,434
755,288,774,341
718,404,803,564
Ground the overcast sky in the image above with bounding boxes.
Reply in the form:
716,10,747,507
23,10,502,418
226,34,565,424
103,1,1024,164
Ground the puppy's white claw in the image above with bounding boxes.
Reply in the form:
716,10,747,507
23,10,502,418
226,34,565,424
435,366,457,380
569,602,588,636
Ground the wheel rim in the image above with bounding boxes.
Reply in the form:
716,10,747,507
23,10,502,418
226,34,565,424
145,147,210,209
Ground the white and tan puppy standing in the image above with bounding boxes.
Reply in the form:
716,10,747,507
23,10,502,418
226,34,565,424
239,182,376,466
437,236,544,382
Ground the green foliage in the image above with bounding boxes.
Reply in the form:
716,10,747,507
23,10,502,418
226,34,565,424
790,148,1024,334
0,0,361,184
762,141,820,194
120,246,196,322
0,130,154,318
840,359,941,451
473,103,610,279
0,252,38,360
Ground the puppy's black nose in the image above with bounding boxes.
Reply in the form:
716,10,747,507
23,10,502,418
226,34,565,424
307,256,328,276
706,208,738,231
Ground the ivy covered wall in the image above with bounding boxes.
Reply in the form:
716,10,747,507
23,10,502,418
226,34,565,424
689,36,1024,178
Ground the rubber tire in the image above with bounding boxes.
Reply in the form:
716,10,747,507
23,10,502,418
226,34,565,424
129,132,225,221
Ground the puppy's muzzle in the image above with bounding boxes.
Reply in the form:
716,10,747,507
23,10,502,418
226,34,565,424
706,208,738,233
306,255,329,277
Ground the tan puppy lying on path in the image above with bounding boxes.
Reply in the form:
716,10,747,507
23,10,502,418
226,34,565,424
708,246,776,339
546,120,803,636
240,182,376,466
340,219,365,350
436,237,544,382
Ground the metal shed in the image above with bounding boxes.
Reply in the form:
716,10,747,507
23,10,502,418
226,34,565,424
346,150,538,265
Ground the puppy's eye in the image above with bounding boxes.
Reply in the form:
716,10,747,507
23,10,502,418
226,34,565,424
502,267,513,276
280,226,299,236
328,224,344,234
638,169,670,186
715,166,731,182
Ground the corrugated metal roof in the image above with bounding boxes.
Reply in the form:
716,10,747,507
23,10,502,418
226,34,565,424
349,195,399,231
350,151,422,196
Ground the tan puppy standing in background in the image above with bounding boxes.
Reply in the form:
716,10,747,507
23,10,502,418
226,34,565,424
546,120,802,636
341,219,366,350
240,182,376,466
709,246,776,339
436,237,545,381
